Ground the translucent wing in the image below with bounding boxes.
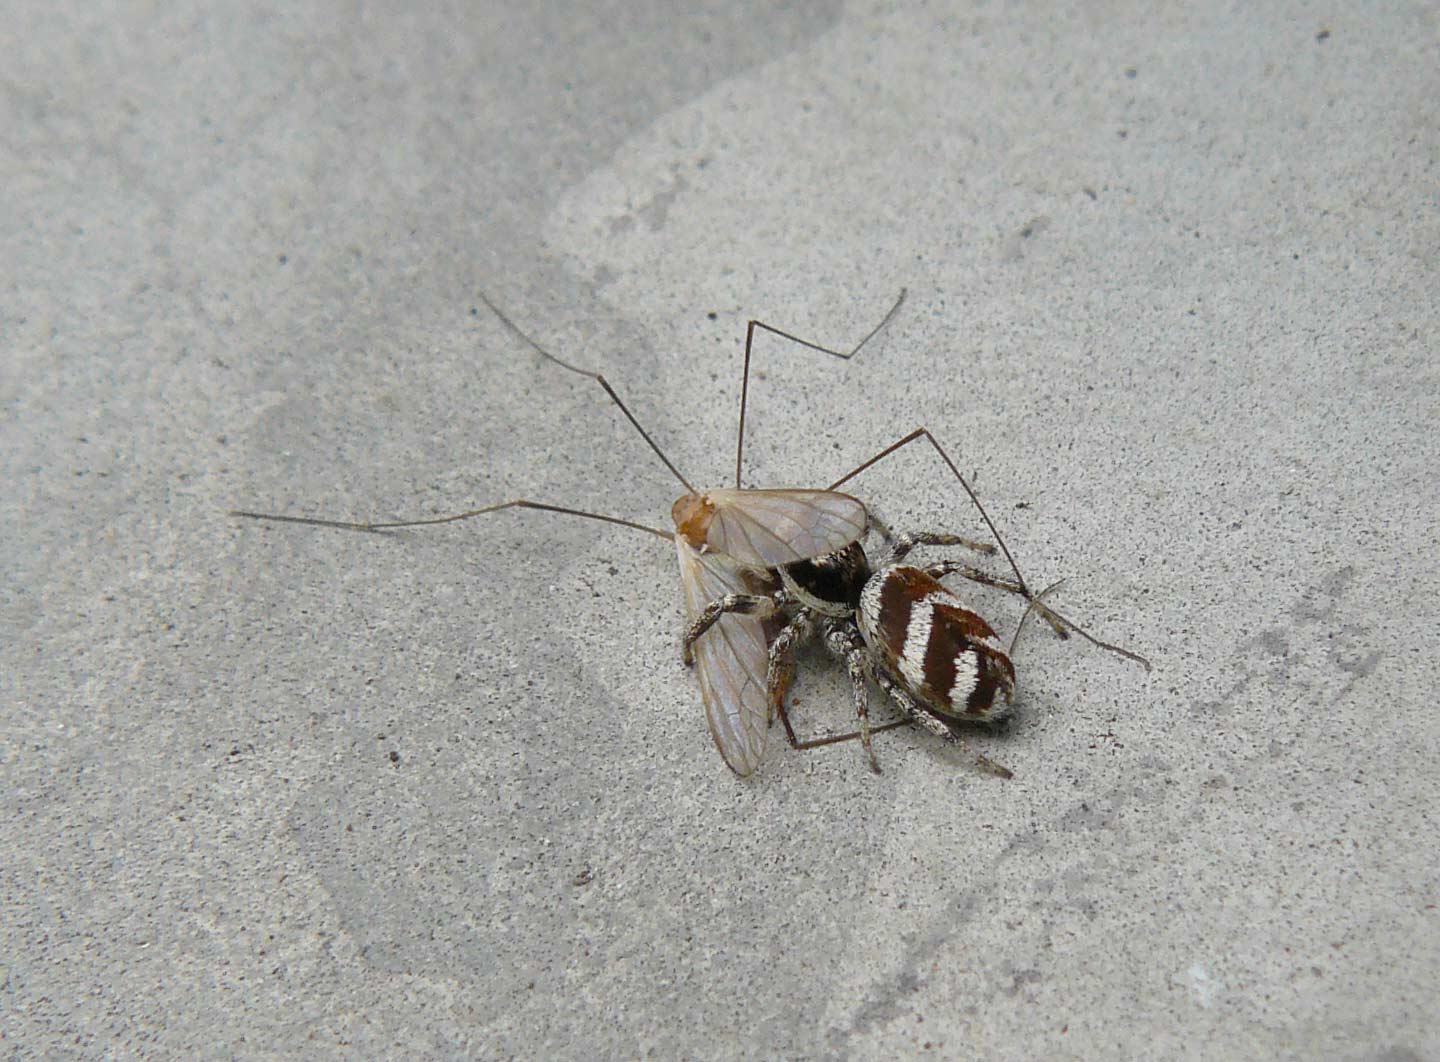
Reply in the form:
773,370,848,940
693,489,868,569
675,535,772,776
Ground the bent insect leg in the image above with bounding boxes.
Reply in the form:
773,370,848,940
734,289,907,488
829,426,1150,671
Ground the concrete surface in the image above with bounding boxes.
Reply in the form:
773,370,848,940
4,1,1437,1058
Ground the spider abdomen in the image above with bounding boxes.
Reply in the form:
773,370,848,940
857,564,1017,722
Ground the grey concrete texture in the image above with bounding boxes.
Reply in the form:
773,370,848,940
4,1,1436,1058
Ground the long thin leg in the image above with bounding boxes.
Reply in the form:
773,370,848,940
681,591,786,665
828,426,1151,670
228,497,668,538
872,669,1014,780
231,498,672,541
735,289,907,488
238,292,699,538
478,291,697,494
828,427,1026,591
1009,578,1067,657
781,718,911,753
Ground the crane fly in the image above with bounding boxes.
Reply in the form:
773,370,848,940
233,289,914,775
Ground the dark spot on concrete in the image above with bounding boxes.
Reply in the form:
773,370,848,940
1253,629,1288,658
1018,216,1049,239
1004,969,1043,996
1291,566,1355,624
637,173,688,230
1336,648,1381,681
1372,1049,1421,1062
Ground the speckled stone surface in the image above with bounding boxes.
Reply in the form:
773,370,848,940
4,2,1436,1058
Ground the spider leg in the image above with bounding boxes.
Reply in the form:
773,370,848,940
922,561,1069,639
767,609,815,738
885,530,996,566
871,668,1014,780
820,622,882,774
774,614,910,756
681,590,788,665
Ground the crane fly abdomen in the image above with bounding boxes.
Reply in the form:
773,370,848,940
857,565,1017,722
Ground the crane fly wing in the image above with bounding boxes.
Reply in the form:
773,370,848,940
703,489,868,568
676,536,771,777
